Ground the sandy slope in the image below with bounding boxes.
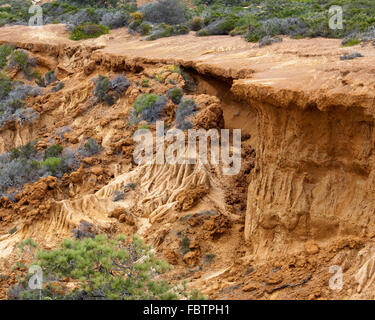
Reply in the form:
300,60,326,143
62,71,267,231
0,24,375,299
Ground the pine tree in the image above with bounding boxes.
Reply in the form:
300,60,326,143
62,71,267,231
9,234,198,300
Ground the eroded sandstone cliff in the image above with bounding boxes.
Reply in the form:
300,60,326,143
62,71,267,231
0,24,375,299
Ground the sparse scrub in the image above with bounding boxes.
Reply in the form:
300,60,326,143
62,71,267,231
99,11,129,28
10,141,37,160
189,16,204,31
131,93,167,123
13,108,40,125
8,49,35,76
130,11,144,23
140,22,152,35
3,0,375,44
45,70,57,85
176,99,197,130
110,74,131,95
0,72,12,100
44,144,63,159
197,15,239,36
124,182,137,191
33,70,46,87
0,76,41,127
41,1,135,30
0,141,40,194
128,11,144,31
60,147,81,169
259,35,282,48
168,87,184,104
342,38,361,47
140,0,188,25
167,64,182,74
0,138,100,195
340,52,364,61
50,82,64,92
78,138,103,158
180,236,190,254
141,79,149,87
91,74,130,105
113,190,125,202
34,70,57,88
67,8,100,30
146,23,174,40
0,45,13,69
56,125,72,140
113,182,137,201
138,124,149,130
70,24,109,40
39,157,66,177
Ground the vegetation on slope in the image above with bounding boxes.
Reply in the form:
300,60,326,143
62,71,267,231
0,0,373,43
8,233,204,300
69,23,109,40
0,138,102,199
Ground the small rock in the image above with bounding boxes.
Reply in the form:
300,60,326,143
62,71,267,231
242,283,257,292
267,273,283,285
304,241,320,255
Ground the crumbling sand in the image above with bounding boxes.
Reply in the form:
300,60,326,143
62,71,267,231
0,24,374,299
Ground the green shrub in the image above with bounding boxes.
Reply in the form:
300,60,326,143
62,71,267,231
342,38,360,47
146,23,174,40
50,82,64,93
176,99,196,130
168,87,184,104
9,234,199,300
40,157,64,176
189,16,204,31
91,75,113,105
141,0,188,25
10,142,37,160
9,99,23,110
45,70,57,85
133,93,159,115
0,45,13,69
83,138,103,155
140,22,152,35
91,74,130,106
167,64,182,74
130,11,144,23
0,140,84,194
44,144,63,159
131,93,168,123
138,124,149,130
34,70,57,87
180,236,190,254
33,70,45,87
173,24,190,35
0,72,12,99
8,50,32,74
70,24,109,41
197,15,240,36
141,79,149,87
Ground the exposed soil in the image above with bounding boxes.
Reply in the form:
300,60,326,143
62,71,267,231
0,24,375,300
